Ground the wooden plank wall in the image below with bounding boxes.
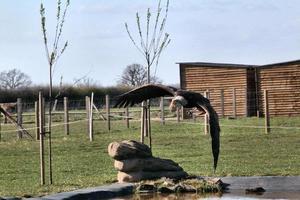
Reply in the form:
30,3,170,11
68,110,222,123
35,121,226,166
180,65,248,117
258,64,300,116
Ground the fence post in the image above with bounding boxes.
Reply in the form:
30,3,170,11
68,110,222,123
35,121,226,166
52,99,58,111
176,107,180,123
106,95,111,131
64,97,69,135
192,111,196,123
140,102,145,144
232,88,237,118
144,104,148,138
264,90,270,134
17,98,23,139
35,101,40,140
4,111,7,124
125,107,129,128
160,97,165,125
220,89,225,118
204,90,210,135
89,93,94,141
38,92,45,185
85,96,90,136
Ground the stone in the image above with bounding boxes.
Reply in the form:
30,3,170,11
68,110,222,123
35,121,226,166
114,157,183,172
136,184,156,193
157,186,175,193
108,140,152,160
177,183,197,193
117,171,188,183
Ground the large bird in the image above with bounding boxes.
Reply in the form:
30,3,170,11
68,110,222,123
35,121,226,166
114,84,220,171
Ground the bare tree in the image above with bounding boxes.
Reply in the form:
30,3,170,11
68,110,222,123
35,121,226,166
118,63,162,87
0,69,32,89
73,77,99,88
125,0,170,83
40,0,70,185
125,0,170,147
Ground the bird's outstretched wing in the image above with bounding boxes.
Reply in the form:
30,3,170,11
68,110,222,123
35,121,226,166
114,84,176,108
193,93,220,172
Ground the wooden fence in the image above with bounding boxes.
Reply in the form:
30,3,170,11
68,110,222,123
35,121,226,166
0,89,276,141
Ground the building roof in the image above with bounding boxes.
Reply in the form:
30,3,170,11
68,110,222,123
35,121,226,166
258,59,300,68
177,59,300,69
177,62,256,68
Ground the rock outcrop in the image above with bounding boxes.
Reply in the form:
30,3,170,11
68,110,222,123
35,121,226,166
108,140,188,183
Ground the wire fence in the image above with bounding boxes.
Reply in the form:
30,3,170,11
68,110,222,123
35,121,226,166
0,87,299,141
0,106,299,141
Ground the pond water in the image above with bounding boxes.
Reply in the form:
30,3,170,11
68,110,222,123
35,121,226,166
110,190,300,200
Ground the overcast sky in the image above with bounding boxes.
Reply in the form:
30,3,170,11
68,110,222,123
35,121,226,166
0,0,300,86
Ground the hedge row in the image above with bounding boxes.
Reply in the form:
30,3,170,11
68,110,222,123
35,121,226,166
0,85,132,103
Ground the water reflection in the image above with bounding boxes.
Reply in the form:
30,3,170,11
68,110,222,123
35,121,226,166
112,190,300,200
114,193,221,200
132,193,222,200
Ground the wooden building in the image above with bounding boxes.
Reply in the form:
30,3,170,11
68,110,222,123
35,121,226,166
178,59,300,117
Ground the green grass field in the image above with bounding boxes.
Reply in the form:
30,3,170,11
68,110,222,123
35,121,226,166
0,116,299,197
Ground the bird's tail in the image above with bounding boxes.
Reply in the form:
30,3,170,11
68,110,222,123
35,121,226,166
202,103,220,172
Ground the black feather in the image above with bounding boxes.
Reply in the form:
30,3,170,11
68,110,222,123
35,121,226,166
113,84,176,108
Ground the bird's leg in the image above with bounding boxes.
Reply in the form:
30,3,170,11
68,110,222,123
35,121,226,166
193,106,206,116
197,108,206,116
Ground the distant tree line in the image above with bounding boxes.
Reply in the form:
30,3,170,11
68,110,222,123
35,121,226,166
0,85,132,103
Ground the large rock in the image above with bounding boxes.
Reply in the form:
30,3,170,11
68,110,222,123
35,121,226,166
114,157,183,172
108,140,189,183
118,171,188,183
108,140,152,160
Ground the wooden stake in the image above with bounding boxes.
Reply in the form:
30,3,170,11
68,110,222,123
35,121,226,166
160,97,165,125
52,99,58,111
106,95,111,131
144,105,148,137
147,102,151,149
89,93,94,141
204,90,210,135
38,92,45,185
140,102,145,144
85,96,90,136
264,90,270,134
176,107,180,123
35,101,40,140
17,98,23,139
192,112,196,123
125,107,129,128
64,97,69,135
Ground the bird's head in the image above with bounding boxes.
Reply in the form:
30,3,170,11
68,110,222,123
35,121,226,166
169,96,187,112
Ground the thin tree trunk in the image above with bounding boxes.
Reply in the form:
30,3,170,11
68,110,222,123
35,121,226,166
48,66,53,185
147,63,151,149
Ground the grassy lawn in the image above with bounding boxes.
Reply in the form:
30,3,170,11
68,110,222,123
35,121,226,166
0,116,299,197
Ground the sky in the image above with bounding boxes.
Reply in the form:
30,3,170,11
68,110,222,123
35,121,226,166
0,0,300,86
